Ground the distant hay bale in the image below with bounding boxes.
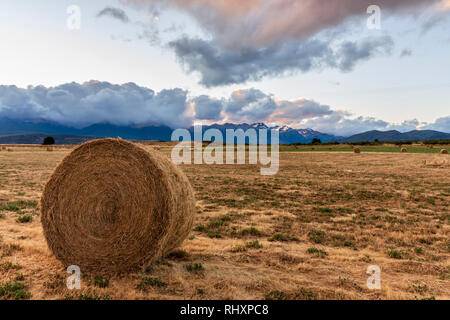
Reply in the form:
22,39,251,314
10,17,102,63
440,149,448,154
7,148,13,152
40,138,196,272
47,147,53,152
401,148,407,153
1,146,5,150
311,147,315,150
354,147,361,154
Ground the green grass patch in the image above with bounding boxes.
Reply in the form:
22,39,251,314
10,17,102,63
307,247,328,257
185,263,205,275
0,282,31,300
136,277,167,291
239,227,262,237
245,240,263,249
308,229,326,244
94,276,110,288
16,215,33,223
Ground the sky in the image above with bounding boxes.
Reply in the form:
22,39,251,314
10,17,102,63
0,0,449,136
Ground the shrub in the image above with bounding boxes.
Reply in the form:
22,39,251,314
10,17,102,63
42,136,55,145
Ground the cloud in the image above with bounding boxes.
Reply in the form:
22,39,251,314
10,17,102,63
122,0,447,87
400,48,413,57
1,82,448,135
97,7,130,23
0,81,191,129
270,99,334,124
170,36,394,87
422,116,450,132
124,0,442,48
224,89,277,123
191,95,223,120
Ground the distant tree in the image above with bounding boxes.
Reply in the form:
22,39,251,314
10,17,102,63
42,136,55,145
312,138,321,144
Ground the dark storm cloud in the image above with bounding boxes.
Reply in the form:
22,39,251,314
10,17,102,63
97,7,130,23
170,36,394,87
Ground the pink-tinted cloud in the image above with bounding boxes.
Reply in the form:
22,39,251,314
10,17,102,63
124,0,444,48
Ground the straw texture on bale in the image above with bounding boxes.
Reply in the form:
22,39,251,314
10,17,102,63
441,149,448,154
41,138,195,272
354,147,361,154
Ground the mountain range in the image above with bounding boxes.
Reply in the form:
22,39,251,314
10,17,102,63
0,118,449,144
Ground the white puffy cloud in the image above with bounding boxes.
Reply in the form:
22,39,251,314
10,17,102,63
422,116,450,132
0,81,192,129
0,82,448,136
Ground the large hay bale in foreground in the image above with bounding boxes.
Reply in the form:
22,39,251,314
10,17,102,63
41,138,195,272
354,147,361,154
441,149,448,154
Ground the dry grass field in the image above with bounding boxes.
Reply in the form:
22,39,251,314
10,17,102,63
0,144,449,300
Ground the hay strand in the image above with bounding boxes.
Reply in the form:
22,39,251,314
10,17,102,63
40,138,196,272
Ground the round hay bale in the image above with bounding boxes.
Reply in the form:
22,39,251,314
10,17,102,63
47,147,53,152
401,148,407,153
354,147,361,154
7,148,13,152
441,149,448,154
40,138,196,272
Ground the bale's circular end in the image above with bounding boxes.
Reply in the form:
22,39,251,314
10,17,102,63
441,149,448,154
40,139,195,272
354,147,361,154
